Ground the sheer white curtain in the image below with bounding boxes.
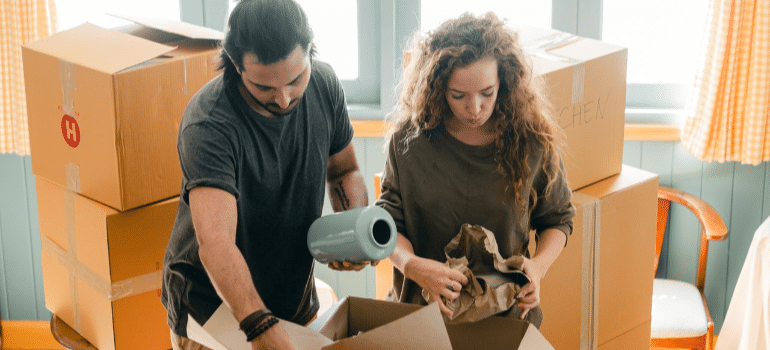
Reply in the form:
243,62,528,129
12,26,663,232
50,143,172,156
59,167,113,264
0,0,57,154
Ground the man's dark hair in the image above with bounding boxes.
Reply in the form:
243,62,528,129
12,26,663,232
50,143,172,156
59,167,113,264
220,0,316,82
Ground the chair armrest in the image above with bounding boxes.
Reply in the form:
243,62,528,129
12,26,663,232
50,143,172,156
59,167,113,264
658,186,728,241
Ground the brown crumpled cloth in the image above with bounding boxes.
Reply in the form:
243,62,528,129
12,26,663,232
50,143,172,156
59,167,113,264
422,223,530,324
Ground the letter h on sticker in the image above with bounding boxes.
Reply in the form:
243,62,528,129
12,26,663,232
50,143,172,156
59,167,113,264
61,114,81,148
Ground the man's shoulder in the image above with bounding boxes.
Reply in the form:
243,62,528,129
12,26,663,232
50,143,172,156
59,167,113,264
182,75,228,123
311,60,335,76
310,60,340,87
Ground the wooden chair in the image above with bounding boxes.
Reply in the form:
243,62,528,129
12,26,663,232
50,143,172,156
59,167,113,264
650,186,728,350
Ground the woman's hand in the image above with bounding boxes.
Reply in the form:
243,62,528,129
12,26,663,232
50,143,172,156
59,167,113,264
251,323,295,350
518,228,567,319
328,260,379,271
404,256,468,317
516,257,544,320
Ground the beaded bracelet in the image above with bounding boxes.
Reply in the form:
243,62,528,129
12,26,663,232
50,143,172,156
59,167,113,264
245,315,279,342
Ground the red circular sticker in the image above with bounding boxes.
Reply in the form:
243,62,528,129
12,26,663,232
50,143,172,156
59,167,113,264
60,114,80,148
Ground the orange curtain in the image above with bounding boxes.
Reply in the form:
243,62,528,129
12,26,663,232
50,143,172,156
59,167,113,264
682,0,770,165
0,0,57,155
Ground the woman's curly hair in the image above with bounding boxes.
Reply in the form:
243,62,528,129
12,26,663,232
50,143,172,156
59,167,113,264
386,12,566,219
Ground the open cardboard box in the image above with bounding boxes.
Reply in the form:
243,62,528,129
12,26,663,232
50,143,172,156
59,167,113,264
309,296,554,349
539,165,658,350
22,15,222,211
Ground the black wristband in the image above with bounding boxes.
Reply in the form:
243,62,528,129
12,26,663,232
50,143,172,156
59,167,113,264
245,315,279,342
239,309,273,337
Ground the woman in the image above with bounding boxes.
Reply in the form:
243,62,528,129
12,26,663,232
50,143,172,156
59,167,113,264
375,12,575,327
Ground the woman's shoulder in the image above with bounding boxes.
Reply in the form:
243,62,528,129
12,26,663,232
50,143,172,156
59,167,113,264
386,122,435,154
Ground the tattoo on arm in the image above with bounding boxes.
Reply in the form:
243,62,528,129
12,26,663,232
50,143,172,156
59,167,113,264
333,181,351,211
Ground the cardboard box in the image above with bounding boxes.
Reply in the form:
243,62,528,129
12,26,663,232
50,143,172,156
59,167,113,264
579,165,658,348
597,320,651,350
519,26,628,190
22,16,222,211
538,194,596,350
539,165,658,349
36,176,178,350
310,296,554,349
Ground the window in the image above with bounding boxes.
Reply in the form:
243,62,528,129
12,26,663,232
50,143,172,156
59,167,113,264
294,0,359,81
196,0,711,121
602,0,709,122
603,1,709,86
224,0,376,105
226,0,359,81
421,0,551,32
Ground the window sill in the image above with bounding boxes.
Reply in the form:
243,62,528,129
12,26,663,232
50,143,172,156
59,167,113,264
351,118,681,142
349,104,682,141
624,123,680,141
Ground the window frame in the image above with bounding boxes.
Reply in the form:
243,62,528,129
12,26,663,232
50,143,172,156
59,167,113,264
191,0,686,123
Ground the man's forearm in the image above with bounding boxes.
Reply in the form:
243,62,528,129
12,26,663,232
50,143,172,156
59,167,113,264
199,237,266,321
327,169,368,212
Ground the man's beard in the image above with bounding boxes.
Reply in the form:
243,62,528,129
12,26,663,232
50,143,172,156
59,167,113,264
248,90,300,117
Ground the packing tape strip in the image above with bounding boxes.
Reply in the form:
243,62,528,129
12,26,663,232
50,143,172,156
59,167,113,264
524,31,586,106
64,190,81,332
60,60,82,193
43,189,163,333
590,199,601,350
65,163,80,193
572,63,585,105
183,55,189,96
525,32,582,52
59,60,76,116
571,192,599,350
43,237,163,302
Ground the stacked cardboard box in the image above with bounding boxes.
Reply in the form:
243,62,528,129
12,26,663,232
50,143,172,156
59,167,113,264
23,16,222,350
519,25,628,191
516,26,658,350
539,165,658,350
36,177,178,350
373,26,658,349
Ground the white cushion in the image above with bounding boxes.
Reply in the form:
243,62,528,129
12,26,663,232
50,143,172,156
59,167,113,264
651,278,709,338
315,278,338,317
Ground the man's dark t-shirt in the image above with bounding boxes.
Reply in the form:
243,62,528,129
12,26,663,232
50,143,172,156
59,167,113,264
161,61,353,337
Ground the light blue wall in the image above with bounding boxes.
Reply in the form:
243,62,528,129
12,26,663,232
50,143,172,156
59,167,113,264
0,154,49,321
2,138,768,333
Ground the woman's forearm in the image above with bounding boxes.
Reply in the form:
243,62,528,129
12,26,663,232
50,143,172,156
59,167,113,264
389,232,417,276
531,228,567,278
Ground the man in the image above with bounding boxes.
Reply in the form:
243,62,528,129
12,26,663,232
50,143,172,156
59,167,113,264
161,1,371,349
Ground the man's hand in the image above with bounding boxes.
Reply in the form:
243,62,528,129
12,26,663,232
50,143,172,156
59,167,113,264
404,257,467,317
251,322,294,350
328,260,379,271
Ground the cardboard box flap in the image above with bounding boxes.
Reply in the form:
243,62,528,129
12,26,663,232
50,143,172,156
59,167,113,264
516,25,625,72
445,315,555,350
323,302,452,350
109,14,224,41
519,323,556,349
23,23,175,74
